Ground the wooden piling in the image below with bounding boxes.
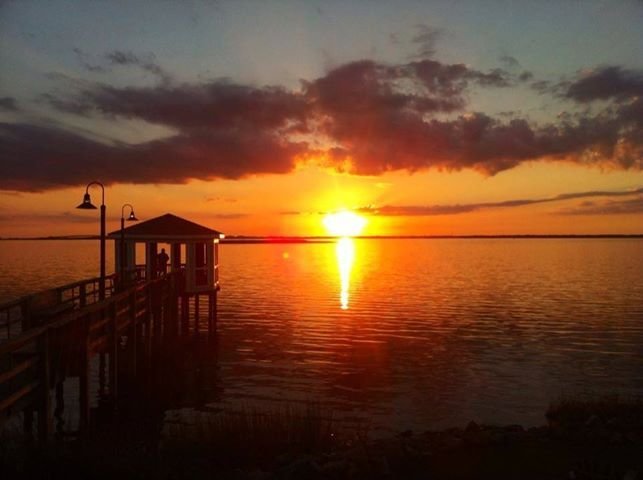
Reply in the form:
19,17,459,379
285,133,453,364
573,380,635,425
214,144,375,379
37,330,52,442
99,353,106,396
54,380,64,436
79,314,91,435
129,290,137,377
194,295,200,335
145,284,153,369
206,292,214,337
181,295,189,335
108,303,118,400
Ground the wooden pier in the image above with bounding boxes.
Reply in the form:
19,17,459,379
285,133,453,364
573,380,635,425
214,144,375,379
0,268,217,442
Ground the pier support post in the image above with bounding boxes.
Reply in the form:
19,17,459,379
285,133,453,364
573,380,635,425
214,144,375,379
153,282,162,338
181,295,189,335
136,293,144,376
109,303,118,401
37,330,52,442
170,281,179,337
54,380,65,437
144,284,153,369
98,353,106,397
79,314,91,435
194,294,200,335
129,290,138,377
208,292,216,338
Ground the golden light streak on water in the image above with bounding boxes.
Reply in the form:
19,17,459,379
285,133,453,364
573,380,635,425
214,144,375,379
336,237,355,310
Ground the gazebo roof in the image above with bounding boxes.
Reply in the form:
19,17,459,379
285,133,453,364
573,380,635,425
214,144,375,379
108,213,224,241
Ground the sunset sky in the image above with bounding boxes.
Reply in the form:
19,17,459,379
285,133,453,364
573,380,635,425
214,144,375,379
1,0,642,237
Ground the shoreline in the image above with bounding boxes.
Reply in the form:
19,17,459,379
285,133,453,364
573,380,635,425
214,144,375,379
3,415,642,479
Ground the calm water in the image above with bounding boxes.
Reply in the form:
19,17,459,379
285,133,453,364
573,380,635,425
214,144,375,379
1,238,643,433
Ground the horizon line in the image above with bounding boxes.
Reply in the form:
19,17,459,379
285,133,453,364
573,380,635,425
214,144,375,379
1,233,642,243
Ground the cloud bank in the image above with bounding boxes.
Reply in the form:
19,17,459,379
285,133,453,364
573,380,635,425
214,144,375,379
1,54,642,191
562,66,643,103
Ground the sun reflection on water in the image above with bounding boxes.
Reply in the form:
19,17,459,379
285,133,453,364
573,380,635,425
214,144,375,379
336,237,355,310
322,210,365,310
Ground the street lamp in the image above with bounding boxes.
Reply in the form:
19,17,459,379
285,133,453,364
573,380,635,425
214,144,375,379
76,181,106,300
120,204,138,288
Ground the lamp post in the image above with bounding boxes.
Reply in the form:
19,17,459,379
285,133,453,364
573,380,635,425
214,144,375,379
76,181,106,300
120,204,138,288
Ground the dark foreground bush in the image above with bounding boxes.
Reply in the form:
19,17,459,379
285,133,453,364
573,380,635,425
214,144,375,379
2,397,643,480
546,393,643,429
162,402,341,470
0,403,345,479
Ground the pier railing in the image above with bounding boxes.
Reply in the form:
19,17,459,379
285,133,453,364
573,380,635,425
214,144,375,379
0,266,150,342
0,271,183,441
0,275,114,342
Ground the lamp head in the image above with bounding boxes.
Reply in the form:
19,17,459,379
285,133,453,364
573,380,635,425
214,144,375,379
76,192,97,209
127,210,138,222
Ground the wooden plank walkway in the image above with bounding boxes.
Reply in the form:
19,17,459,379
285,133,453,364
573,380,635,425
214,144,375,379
0,270,212,442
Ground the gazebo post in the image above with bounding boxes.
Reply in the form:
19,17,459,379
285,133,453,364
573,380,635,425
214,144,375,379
146,242,158,280
126,241,136,283
171,243,181,271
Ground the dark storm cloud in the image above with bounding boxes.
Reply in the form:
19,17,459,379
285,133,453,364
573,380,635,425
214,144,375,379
620,96,643,127
302,59,643,175
0,122,303,191
355,188,643,216
563,66,643,103
79,82,308,130
3,54,643,192
297,59,555,175
310,98,642,175
0,97,19,111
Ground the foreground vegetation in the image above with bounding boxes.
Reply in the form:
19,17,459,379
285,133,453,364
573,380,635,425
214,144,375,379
1,395,642,479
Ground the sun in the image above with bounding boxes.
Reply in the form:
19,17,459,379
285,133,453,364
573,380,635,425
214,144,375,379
323,210,367,237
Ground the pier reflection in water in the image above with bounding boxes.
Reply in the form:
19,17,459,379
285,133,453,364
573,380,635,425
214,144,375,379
64,336,222,436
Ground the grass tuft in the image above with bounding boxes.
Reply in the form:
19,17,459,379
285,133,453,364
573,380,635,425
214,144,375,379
546,393,643,428
161,402,342,469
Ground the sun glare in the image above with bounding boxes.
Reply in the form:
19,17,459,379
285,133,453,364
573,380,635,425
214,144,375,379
323,210,367,237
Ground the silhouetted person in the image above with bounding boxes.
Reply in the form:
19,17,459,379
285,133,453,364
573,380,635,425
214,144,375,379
157,248,169,275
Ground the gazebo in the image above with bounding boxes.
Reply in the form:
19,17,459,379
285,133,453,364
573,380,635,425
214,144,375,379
108,213,224,330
